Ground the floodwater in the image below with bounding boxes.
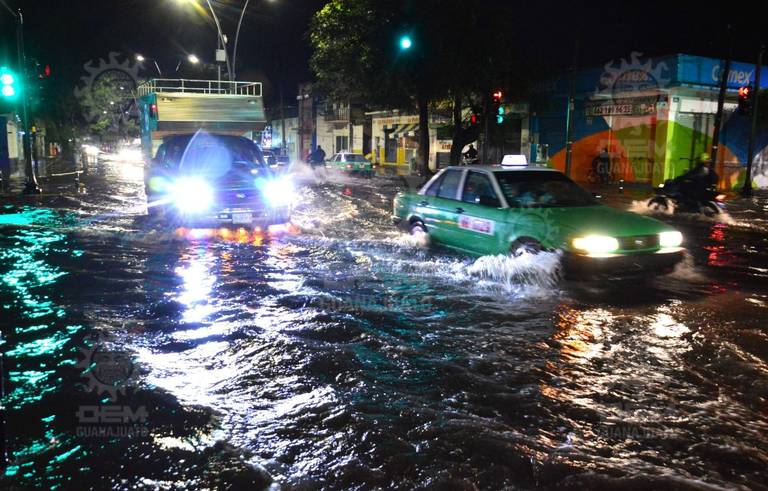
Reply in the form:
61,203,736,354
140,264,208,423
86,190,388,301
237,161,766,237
1,159,767,490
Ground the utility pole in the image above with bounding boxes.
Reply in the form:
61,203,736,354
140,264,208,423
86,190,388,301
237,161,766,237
0,331,5,470
0,1,40,194
711,25,732,173
481,91,489,164
279,84,286,156
742,44,764,197
564,38,579,177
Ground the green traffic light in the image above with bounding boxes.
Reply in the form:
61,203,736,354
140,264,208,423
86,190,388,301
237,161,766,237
1,66,19,99
399,36,412,50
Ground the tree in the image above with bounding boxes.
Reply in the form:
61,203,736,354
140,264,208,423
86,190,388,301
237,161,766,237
309,0,528,173
77,71,140,141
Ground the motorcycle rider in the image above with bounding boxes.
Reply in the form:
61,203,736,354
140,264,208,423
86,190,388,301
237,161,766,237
463,144,478,165
678,153,718,201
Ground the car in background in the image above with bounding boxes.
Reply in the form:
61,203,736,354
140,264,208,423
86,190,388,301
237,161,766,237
144,133,294,227
327,152,373,177
392,162,685,278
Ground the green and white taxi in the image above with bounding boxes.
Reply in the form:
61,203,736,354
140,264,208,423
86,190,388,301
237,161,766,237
392,160,685,277
327,152,374,176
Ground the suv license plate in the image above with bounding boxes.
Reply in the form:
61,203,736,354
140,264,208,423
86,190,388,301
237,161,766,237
232,212,252,224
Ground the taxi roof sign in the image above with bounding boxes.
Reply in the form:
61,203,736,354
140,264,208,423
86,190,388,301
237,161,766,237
500,154,528,167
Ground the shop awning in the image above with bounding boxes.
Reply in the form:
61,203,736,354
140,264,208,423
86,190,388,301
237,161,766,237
385,123,419,138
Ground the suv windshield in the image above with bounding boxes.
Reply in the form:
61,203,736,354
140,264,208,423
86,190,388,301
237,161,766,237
494,171,596,207
161,134,267,170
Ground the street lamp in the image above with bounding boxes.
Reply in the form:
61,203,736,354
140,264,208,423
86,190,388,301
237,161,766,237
135,54,162,76
175,0,232,82
188,54,200,64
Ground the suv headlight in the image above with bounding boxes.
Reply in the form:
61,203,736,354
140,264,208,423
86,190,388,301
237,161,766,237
262,178,295,207
659,231,683,248
171,177,213,213
572,235,620,254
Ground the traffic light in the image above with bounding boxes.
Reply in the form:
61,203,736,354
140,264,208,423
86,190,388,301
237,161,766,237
491,89,504,124
1,66,19,100
399,35,412,51
470,113,478,125
738,85,754,115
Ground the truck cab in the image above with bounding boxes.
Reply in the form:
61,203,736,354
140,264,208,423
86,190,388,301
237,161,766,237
138,79,292,227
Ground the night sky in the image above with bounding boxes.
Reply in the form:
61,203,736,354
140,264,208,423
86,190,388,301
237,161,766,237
1,0,766,108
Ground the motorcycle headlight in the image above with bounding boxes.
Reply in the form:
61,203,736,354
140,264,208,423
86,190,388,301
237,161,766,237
572,235,620,254
171,177,213,213
659,231,683,248
262,178,295,207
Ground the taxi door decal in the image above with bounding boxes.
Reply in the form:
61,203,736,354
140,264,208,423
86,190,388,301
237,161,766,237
458,215,494,235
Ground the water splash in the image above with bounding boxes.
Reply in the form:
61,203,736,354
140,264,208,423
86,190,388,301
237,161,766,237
629,199,737,225
466,251,563,290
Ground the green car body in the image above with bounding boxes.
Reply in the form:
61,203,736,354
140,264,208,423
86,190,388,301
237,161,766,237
392,165,685,277
328,153,374,175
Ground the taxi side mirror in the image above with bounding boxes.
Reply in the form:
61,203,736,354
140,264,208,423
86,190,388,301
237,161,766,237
478,195,501,208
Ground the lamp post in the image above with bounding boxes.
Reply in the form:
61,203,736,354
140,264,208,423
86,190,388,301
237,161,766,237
233,0,276,80
175,0,232,82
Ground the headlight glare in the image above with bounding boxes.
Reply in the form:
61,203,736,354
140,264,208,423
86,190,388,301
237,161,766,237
262,178,295,207
659,231,683,248
572,235,619,254
171,177,213,213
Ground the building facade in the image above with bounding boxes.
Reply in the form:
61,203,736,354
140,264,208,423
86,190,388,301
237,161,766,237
534,53,768,189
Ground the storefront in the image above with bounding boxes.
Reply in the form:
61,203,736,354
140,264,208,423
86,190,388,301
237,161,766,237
535,53,768,189
369,111,451,169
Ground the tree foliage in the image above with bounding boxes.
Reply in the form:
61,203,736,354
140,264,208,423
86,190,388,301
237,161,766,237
309,0,530,172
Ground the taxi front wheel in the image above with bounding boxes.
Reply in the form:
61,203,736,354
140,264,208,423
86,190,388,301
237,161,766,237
409,221,428,237
509,238,542,257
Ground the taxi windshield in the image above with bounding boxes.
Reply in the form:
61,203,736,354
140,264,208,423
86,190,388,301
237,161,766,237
494,171,596,208
341,154,368,162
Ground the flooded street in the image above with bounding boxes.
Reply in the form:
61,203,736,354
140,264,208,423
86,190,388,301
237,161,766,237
1,158,767,490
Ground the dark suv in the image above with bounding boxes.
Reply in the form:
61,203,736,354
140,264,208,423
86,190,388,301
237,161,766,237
144,133,294,226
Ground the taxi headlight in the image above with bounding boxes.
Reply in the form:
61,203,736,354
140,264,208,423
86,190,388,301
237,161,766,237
171,177,213,213
262,178,295,207
659,231,683,248
572,235,620,254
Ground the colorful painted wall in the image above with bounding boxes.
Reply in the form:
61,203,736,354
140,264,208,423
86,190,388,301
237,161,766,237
536,53,768,190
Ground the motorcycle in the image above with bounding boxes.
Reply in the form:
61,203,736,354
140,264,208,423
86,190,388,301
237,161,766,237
648,178,726,216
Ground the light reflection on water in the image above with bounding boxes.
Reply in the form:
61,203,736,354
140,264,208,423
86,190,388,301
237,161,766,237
3,172,768,489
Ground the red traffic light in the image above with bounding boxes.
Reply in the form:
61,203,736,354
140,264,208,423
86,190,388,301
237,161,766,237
44,64,51,77
491,90,503,103
738,86,751,98
470,114,478,125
